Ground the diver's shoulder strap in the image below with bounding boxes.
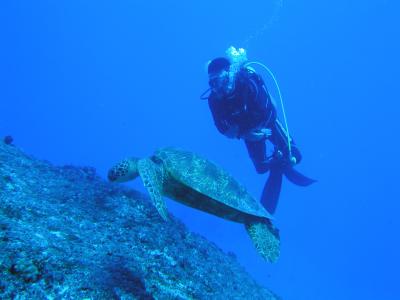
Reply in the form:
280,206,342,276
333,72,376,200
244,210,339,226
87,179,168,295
242,66,266,86
240,67,275,112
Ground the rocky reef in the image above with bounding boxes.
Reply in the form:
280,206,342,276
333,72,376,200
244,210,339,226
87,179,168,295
0,140,279,299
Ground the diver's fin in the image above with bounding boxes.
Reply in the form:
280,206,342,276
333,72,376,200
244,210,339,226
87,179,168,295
260,167,283,215
284,167,317,186
137,158,169,221
245,220,280,263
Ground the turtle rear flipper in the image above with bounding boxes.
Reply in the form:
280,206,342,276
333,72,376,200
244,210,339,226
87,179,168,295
137,158,169,221
245,221,280,263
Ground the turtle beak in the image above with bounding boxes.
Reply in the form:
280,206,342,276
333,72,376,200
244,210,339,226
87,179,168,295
107,168,119,182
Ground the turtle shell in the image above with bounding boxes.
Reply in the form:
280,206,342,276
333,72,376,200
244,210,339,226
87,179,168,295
153,147,272,220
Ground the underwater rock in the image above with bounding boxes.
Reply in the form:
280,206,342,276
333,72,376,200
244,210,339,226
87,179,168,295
3,135,13,145
0,142,279,299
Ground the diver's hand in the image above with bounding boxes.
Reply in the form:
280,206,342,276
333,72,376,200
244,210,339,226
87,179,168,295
260,128,272,138
242,128,272,141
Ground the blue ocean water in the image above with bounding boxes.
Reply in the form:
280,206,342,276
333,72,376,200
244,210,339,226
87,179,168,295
1,1,399,299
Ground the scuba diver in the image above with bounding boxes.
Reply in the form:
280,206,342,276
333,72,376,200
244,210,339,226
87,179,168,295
201,47,315,214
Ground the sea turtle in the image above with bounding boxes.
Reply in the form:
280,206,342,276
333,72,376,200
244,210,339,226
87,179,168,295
108,147,280,262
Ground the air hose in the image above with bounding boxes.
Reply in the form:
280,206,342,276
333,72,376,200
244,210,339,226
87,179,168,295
244,61,293,158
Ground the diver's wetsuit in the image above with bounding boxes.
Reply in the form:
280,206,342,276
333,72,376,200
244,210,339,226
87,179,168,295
208,68,301,173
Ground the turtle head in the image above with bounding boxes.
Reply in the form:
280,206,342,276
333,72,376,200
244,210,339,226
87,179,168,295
108,158,139,182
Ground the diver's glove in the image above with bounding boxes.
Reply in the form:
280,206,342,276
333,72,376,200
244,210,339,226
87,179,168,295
241,128,272,141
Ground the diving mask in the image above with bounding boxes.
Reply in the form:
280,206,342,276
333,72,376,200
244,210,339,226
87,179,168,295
206,46,249,96
209,70,230,93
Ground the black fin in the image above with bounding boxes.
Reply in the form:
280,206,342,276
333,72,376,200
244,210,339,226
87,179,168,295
260,167,283,215
284,167,317,186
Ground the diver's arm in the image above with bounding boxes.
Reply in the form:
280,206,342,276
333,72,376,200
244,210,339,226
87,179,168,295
212,114,233,137
208,98,234,137
236,75,272,141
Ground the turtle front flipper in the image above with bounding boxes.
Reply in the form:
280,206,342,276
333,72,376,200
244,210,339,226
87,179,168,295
137,158,169,221
245,220,280,263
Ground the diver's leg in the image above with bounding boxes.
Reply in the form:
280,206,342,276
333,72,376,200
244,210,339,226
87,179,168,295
256,122,288,214
260,165,283,214
271,120,316,186
244,139,271,174
271,120,302,163
244,136,287,213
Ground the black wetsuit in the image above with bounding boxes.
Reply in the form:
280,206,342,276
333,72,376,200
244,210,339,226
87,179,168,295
208,67,302,174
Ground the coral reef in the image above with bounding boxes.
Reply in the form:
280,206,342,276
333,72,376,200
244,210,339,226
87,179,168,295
0,140,279,299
